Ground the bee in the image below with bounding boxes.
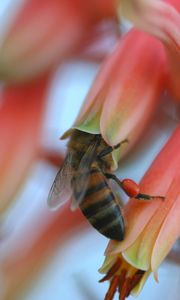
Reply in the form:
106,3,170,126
48,129,164,241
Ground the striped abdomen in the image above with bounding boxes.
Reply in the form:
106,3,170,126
79,168,125,241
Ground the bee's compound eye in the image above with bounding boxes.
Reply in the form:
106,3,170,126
121,179,140,198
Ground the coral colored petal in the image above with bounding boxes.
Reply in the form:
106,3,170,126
1,203,86,299
118,0,180,50
0,1,78,81
164,0,180,101
106,126,180,255
0,0,117,82
123,171,180,270
117,0,180,100
0,76,49,212
74,39,125,128
151,194,180,271
0,0,99,82
165,45,180,101
100,30,165,147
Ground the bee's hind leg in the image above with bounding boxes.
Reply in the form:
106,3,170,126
135,193,165,201
105,173,123,187
105,173,165,200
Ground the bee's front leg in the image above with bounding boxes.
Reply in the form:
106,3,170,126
98,139,128,158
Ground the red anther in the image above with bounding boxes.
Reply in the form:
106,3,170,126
121,179,140,197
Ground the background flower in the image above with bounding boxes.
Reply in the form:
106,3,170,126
0,0,117,82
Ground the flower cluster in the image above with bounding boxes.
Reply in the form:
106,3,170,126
0,0,179,299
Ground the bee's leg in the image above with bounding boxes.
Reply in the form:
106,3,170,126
105,173,165,200
98,139,128,158
105,173,123,187
135,193,165,201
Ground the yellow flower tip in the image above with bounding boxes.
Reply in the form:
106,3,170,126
98,255,118,274
99,255,147,300
153,271,159,283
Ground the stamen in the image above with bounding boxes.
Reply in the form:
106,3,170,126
119,277,131,300
118,269,127,299
105,276,119,300
129,270,145,292
118,269,127,292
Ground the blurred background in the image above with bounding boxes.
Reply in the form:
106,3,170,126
0,0,179,300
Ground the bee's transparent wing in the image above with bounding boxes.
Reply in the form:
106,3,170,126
47,152,74,210
71,138,99,210
107,178,125,207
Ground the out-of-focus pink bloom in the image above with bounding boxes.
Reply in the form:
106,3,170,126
0,77,49,212
164,0,180,101
99,126,180,299
117,0,180,100
117,0,180,49
76,20,120,63
0,203,86,299
86,0,117,20
74,29,166,161
0,0,117,82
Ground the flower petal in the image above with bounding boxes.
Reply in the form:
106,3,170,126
151,180,180,271
100,29,166,148
118,0,180,100
74,37,123,130
131,270,151,296
0,76,49,212
106,125,180,255
0,0,90,82
123,171,180,270
118,0,180,50
75,95,104,134
0,203,86,299
165,44,180,101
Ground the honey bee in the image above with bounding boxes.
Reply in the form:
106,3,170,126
48,129,164,241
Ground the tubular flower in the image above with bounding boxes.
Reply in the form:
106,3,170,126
0,0,116,82
74,28,166,160
0,77,49,213
117,0,180,100
99,126,180,300
0,0,87,82
117,0,180,48
0,204,86,300
164,0,180,101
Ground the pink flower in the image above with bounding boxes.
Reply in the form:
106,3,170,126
117,0,180,100
0,0,116,82
99,126,180,299
0,77,49,212
74,29,166,160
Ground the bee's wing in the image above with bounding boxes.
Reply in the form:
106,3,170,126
47,152,74,210
71,138,99,210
